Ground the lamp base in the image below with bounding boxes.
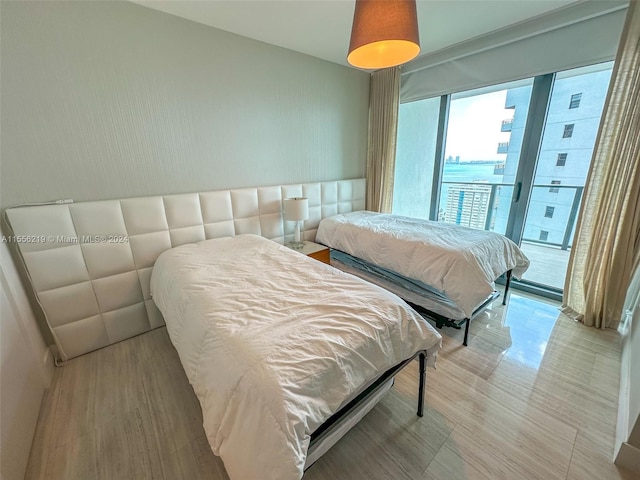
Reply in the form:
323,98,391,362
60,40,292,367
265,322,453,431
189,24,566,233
287,241,305,250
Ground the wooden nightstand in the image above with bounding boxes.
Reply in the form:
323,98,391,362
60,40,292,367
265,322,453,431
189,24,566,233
289,241,331,265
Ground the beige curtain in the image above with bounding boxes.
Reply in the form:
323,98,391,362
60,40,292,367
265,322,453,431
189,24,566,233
562,1,640,329
366,67,400,213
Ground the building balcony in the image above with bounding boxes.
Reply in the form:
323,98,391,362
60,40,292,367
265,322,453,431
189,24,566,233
501,118,513,132
497,142,510,154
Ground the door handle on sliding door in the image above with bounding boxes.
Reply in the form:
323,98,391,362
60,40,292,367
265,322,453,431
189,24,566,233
513,182,522,203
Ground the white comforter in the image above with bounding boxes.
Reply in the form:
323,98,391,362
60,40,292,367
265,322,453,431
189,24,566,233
150,234,441,480
316,211,530,318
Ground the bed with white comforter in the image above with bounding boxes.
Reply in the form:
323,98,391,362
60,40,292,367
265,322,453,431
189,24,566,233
150,234,442,480
316,211,530,319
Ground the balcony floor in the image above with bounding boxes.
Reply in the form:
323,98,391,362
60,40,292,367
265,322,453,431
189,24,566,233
519,241,570,290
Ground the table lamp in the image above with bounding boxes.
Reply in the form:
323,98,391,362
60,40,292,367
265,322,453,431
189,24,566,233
283,197,309,249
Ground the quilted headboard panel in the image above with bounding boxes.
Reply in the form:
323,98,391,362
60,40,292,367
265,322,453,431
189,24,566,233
6,178,366,360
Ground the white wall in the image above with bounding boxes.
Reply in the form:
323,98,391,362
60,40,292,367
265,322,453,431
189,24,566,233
615,264,640,473
0,240,54,480
0,0,369,209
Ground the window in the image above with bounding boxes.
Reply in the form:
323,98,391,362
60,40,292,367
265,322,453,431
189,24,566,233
395,62,613,292
544,206,555,218
434,78,534,235
556,153,567,166
563,124,574,138
569,93,582,109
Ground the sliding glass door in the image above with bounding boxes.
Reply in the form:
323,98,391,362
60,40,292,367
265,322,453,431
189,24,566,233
518,63,613,289
393,62,613,295
439,79,533,235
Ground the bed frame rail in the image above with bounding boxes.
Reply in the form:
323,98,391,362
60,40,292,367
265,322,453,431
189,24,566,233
306,351,427,470
409,268,513,346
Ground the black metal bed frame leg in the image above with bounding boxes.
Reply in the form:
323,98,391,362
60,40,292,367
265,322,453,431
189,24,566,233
502,269,513,305
417,352,426,417
463,319,470,346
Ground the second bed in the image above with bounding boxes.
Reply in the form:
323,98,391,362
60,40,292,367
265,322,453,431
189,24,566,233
316,211,530,345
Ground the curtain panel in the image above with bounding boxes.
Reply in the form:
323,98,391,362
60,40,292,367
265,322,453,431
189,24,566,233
563,1,640,330
366,67,400,213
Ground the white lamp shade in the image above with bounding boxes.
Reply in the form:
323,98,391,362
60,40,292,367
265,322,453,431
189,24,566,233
283,197,309,222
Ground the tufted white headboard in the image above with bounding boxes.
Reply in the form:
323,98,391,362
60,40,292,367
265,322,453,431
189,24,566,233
6,178,365,361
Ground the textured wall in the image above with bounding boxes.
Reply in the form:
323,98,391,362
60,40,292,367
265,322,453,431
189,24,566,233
1,240,53,480
0,1,369,208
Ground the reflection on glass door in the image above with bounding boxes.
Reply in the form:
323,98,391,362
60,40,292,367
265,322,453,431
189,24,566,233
439,79,533,235
393,97,441,220
519,63,613,290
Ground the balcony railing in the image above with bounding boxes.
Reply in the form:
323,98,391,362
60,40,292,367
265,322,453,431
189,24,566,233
497,142,510,154
501,118,513,132
440,181,584,250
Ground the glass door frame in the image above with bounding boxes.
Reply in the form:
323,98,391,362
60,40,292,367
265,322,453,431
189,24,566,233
503,74,563,301
429,96,450,221
504,74,553,248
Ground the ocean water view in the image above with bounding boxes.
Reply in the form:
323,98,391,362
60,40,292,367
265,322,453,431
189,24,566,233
442,162,505,183
440,162,509,217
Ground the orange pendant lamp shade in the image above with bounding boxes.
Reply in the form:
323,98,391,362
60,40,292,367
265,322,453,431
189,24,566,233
348,0,420,69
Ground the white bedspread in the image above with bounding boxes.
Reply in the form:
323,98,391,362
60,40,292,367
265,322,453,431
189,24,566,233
316,211,530,318
150,234,441,480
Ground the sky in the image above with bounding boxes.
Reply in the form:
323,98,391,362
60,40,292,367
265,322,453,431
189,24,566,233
444,90,512,162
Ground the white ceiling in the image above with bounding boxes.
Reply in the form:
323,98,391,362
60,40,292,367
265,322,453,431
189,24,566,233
131,0,578,68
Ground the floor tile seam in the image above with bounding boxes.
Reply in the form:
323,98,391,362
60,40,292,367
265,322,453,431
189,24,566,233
564,429,579,480
418,426,455,478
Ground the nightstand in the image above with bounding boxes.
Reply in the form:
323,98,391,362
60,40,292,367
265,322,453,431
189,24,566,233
288,241,330,265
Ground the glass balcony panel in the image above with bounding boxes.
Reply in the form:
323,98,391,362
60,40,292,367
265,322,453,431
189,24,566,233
520,185,584,289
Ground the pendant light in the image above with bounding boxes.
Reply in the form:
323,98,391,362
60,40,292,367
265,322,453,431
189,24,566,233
347,0,420,69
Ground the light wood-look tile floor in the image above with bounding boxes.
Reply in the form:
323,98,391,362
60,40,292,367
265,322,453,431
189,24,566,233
25,291,637,480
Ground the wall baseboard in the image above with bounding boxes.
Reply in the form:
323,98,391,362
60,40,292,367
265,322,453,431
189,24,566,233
615,441,640,474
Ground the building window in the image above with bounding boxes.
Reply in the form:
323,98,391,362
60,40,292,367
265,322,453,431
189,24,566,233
569,93,582,109
540,230,549,241
556,153,567,166
563,124,574,138
545,206,555,218
549,180,561,193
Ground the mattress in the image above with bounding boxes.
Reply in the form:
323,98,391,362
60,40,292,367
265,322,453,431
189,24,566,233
331,250,468,320
316,211,530,318
150,234,442,480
